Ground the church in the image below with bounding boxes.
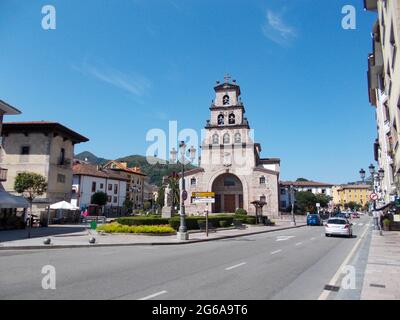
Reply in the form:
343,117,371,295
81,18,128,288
182,76,281,218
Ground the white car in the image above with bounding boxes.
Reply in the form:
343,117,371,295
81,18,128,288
325,218,353,238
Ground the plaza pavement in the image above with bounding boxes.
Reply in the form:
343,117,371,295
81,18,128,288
0,220,307,250
360,231,400,300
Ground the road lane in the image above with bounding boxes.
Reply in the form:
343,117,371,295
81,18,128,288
0,216,372,300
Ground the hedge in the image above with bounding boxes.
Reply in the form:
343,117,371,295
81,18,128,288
97,223,175,234
168,215,235,230
117,217,170,226
234,215,257,225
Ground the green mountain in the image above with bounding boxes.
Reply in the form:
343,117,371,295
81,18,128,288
75,151,196,186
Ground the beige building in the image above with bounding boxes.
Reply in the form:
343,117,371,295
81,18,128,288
332,184,372,209
103,160,146,209
181,77,280,217
366,0,400,203
0,121,88,216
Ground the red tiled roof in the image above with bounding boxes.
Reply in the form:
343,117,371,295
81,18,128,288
280,181,335,187
103,161,147,176
73,163,129,181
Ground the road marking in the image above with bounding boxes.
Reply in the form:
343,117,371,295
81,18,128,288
295,242,303,246
310,237,316,241
271,250,282,255
225,262,247,271
276,236,295,242
138,290,168,300
358,223,364,226
318,225,370,300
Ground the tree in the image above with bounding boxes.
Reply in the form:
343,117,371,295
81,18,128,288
346,201,361,211
91,192,107,206
123,199,134,213
296,178,309,182
295,191,317,213
315,193,332,208
14,172,47,238
156,185,165,210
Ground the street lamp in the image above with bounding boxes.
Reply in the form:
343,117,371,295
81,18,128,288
290,185,297,226
170,141,196,241
359,169,366,182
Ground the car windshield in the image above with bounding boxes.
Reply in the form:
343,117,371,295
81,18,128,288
327,219,347,225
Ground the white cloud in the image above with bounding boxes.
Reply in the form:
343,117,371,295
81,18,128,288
73,62,151,97
262,10,297,46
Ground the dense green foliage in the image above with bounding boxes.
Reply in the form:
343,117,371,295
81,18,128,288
91,192,108,206
168,215,235,230
97,223,176,234
117,216,170,226
75,151,196,186
235,208,247,216
14,172,47,201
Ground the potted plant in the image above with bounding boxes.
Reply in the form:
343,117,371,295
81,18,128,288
383,218,391,231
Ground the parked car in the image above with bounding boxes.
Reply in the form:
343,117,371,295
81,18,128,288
325,218,353,238
307,214,323,226
352,212,360,219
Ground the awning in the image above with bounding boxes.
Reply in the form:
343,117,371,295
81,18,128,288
0,190,29,209
50,201,79,210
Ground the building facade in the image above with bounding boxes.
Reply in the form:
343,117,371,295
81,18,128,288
366,0,400,204
332,184,372,209
0,121,88,216
71,161,128,210
181,77,280,217
279,181,335,211
102,161,146,209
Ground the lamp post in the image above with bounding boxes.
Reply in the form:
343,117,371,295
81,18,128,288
360,164,384,234
170,141,196,241
290,185,297,226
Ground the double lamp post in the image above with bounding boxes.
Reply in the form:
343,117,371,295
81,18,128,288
170,141,196,241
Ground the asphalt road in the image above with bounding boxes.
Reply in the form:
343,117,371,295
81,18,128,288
0,215,372,300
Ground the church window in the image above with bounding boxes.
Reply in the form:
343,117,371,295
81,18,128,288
229,113,235,124
191,178,197,186
212,134,219,145
223,133,230,144
234,133,241,144
223,95,230,105
218,114,225,125
260,176,266,185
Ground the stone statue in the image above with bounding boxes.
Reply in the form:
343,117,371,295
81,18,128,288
162,184,173,218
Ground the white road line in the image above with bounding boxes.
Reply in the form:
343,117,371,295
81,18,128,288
271,250,282,255
318,225,370,300
276,236,295,242
358,223,364,226
225,262,247,271
138,290,168,300
310,237,316,241
295,242,303,246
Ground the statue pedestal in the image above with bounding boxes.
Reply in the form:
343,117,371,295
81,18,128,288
162,206,172,218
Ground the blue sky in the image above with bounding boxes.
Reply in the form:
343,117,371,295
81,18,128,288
0,0,378,184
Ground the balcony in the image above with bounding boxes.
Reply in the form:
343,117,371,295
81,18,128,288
0,167,7,182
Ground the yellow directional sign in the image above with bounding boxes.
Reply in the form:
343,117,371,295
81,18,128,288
192,192,215,198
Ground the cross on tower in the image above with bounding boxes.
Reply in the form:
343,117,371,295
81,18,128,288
224,74,231,83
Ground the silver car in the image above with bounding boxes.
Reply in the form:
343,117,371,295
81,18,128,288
325,218,353,238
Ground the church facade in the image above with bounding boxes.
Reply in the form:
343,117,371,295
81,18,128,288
182,77,280,218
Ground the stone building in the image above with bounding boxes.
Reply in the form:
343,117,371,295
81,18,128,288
0,121,88,216
365,0,400,203
182,77,280,217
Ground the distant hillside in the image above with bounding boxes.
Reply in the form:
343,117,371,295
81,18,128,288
75,151,196,186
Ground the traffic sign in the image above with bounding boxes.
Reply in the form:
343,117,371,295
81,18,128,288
193,198,215,204
192,192,215,198
182,190,188,201
370,193,378,201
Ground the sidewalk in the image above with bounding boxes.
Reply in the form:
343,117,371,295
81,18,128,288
0,222,306,250
361,231,400,300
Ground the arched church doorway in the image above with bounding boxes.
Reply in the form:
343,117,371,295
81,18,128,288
212,173,243,213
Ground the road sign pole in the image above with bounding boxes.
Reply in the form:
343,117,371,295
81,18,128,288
206,203,209,238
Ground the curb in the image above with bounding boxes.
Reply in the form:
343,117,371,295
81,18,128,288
0,224,307,251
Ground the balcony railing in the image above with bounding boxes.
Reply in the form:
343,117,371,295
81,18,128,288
0,167,8,182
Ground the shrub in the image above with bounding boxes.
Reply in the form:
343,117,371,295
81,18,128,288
117,217,169,226
168,215,235,230
219,220,231,228
235,208,247,216
244,216,257,224
233,215,256,225
97,223,175,234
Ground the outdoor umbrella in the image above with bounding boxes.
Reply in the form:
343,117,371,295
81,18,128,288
0,190,29,209
49,201,79,210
